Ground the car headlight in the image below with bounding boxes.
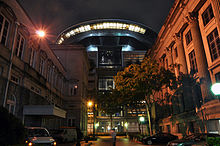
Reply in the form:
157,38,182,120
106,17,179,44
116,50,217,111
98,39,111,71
53,141,57,146
28,142,32,146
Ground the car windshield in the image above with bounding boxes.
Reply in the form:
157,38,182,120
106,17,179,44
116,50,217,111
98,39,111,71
28,129,50,137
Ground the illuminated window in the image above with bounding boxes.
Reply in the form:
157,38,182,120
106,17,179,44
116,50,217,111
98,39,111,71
98,47,122,67
98,77,114,91
202,5,214,26
0,14,10,46
207,28,220,61
14,33,25,59
57,22,146,44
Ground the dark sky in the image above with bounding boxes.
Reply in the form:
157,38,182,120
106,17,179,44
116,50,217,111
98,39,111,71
18,0,174,41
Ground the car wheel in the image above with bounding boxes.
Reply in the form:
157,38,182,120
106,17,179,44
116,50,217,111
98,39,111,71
147,140,153,145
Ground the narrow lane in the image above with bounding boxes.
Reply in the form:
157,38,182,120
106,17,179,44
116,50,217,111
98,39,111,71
57,136,165,146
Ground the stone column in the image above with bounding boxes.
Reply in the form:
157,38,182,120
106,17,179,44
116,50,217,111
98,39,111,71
172,47,176,63
185,12,213,102
173,33,188,74
166,47,173,70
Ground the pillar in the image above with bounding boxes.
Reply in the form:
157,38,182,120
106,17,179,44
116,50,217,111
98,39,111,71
166,47,173,70
173,33,188,74
185,12,213,102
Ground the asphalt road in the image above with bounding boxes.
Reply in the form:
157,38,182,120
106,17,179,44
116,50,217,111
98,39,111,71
57,136,166,146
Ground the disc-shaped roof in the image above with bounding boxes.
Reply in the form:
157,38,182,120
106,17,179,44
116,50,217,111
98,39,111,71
56,19,157,50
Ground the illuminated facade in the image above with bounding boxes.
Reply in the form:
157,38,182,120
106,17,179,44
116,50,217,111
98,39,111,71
56,19,157,133
151,0,220,137
0,0,89,135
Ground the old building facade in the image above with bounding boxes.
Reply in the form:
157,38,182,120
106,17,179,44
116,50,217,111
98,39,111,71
151,0,220,137
0,0,89,134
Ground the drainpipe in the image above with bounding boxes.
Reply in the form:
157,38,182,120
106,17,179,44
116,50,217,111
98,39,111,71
3,22,19,107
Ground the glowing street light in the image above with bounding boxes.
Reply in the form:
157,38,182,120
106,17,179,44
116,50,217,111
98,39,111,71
87,101,93,107
95,122,99,128
139,116,145,134
139,116,145,122
124,122,128,128
211,83,220,96
36,30,45,38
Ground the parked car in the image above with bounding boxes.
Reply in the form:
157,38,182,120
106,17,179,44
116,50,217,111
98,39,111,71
50,127,77,143
167,133,220,146
25,127,56,146
142,133,178,145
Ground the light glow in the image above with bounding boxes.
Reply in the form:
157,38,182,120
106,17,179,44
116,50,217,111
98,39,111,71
95,122,99,127
125,122,128,128
122,45,133,51
87,101,93,107
211,83,220,95
87,45,98,51
36,30,45,38
107,125,111,130
57,22,146,44
139,116,145,122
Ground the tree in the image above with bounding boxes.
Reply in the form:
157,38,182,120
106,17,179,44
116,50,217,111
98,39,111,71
114,57,176,135
96,90,122,129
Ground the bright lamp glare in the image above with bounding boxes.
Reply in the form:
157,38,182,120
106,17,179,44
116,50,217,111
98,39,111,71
122,45,133,51
36,30,45,37
139,117,145,122
87,101,93,107
125,122,128,128
211,83,220,95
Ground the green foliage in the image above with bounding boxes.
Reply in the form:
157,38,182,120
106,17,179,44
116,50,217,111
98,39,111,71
114,57,177,135
0,106,25,145
114,57,176,106
96,90,122,116
207,136,220,145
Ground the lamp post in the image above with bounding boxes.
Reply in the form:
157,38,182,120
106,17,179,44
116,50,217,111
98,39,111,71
139,116,145,134
87,101,94,135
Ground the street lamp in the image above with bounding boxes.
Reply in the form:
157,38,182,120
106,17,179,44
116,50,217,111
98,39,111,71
211,83,220,96
36,30,46,38
87,101,93,134
139,116,145,134
87,101,93,107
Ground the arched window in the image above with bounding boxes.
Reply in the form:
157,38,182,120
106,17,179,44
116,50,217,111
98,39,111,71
6,94,16,115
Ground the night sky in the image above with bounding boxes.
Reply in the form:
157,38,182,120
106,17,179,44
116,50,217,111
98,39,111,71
18,0,174,42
